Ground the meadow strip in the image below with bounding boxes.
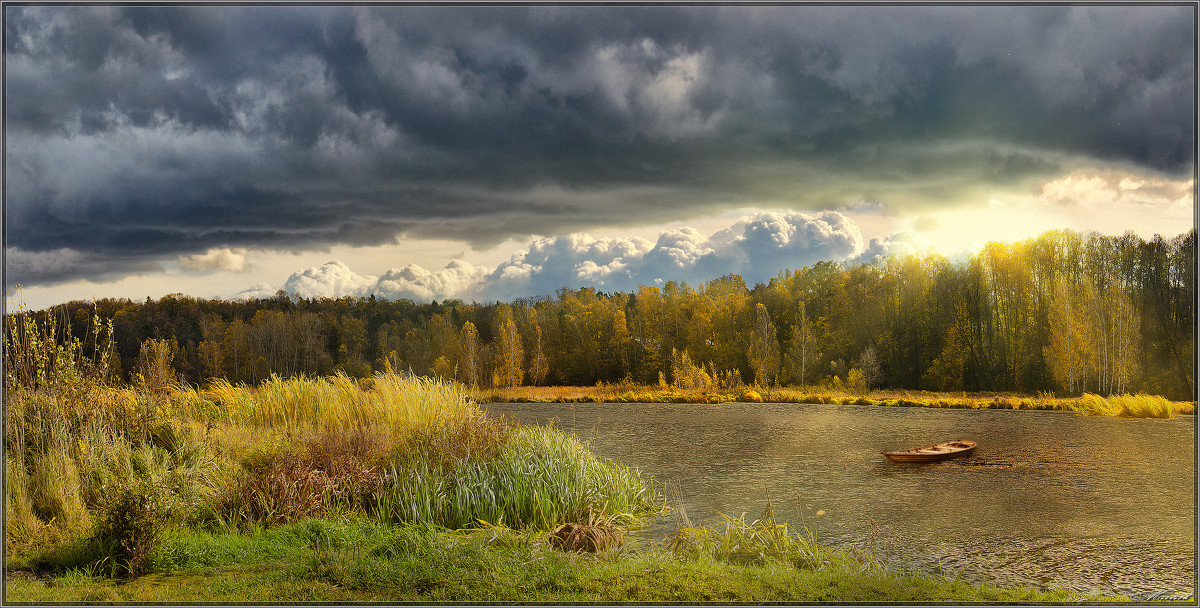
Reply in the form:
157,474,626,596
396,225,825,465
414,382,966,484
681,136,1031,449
475,385,1195,418
6,515,1123,603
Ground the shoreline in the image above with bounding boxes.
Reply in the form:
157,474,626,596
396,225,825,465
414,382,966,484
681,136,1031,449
473,385,1196,418
5,515,1123,604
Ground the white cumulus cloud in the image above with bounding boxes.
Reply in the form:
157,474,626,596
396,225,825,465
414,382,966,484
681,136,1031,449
283,261,378,300
373,260,491,302
238,210,894,303
234,282,279,301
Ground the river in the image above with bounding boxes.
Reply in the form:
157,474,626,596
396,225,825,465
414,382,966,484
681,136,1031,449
482,401,1196,599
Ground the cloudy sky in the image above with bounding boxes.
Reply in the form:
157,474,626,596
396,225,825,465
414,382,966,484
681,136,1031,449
5,4,1195,309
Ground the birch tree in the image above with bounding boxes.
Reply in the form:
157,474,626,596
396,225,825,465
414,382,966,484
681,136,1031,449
528,320,548,386
783,302,814,386
748,303,781,387
494,305,524,387
460,321,481,387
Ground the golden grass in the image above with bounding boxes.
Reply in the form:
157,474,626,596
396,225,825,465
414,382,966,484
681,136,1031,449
203,372,473,432
474,385,1194,418
1071,393,1191,419
548,507,624,553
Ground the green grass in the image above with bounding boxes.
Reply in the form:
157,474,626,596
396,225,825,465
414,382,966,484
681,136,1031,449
5,515,1122,603
373,423,657,530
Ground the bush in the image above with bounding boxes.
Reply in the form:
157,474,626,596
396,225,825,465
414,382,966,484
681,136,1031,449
92,480,174,578
846,369,867,394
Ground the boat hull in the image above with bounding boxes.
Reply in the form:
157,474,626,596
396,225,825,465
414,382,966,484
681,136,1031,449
883,440,977,463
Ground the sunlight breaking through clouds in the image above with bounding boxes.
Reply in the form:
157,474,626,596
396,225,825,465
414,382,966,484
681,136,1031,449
4,5,1193,309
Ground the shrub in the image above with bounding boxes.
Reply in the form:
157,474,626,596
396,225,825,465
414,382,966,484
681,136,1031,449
92,480,174,578
846,369,868,394
222,427,388,527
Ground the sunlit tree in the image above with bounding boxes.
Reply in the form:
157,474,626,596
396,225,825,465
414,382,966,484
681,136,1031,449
494,305,524,387
460,321,481,387
748,303,780,387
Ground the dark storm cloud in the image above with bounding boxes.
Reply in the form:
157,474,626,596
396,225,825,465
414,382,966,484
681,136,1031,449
5,4,1194,288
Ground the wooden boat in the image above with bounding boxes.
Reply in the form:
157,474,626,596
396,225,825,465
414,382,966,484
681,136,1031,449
883,440,976,463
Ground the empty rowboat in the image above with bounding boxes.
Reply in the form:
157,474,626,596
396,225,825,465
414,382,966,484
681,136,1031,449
883,440,977,463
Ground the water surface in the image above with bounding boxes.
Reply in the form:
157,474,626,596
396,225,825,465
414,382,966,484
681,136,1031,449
483,401,1195,598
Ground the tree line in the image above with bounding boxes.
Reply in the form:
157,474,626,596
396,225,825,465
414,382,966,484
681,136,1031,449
8,228,1194,400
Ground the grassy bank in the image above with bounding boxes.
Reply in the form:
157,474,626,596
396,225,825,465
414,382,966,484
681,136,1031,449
6,372,657,564
476,384,1195,418
4,370,1126,604
6,514,1116,603
4,309,658,587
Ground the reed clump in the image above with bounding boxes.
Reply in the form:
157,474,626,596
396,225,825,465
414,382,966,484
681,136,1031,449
205,371,473,432
189,374,660,533
665,496,872,573
371,423,657,531
1071,393,1188,419
7,307,191,551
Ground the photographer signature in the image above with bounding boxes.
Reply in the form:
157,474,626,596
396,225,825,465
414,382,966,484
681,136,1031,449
1134,589,1194,602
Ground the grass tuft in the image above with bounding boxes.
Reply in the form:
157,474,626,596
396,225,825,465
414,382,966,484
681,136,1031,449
548,507,623,553
1072,393,1186,418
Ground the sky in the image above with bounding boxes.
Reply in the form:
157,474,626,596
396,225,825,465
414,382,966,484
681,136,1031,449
4,4,1196,310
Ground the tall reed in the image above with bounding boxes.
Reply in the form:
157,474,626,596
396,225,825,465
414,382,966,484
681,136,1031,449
1072,393,1185,419
205,372,473,432
372,424,659,530
201,372,659,532
665,495,874,573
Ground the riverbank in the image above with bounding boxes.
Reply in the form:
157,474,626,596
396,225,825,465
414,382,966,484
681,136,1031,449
6,515,1116,603
475,385,1195,418
5,368,1124,604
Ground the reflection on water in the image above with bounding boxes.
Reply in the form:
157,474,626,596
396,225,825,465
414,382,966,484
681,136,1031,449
483,401,1196,598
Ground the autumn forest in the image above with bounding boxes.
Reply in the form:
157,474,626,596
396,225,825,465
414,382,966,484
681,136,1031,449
11,229,1195,401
